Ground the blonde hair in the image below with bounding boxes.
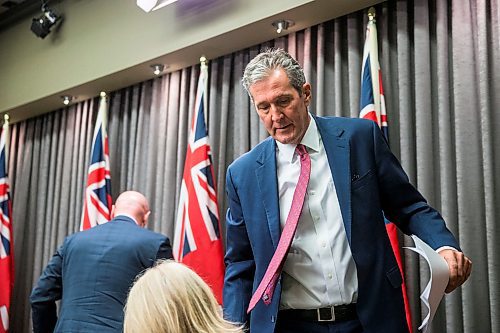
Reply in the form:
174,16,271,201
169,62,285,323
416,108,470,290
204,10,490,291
124,260,243,333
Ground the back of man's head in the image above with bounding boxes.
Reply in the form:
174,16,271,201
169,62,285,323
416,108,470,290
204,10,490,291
112,191,150,227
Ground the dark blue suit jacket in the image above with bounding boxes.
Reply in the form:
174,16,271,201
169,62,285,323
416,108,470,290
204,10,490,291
30,215,172,333
223,116,459,333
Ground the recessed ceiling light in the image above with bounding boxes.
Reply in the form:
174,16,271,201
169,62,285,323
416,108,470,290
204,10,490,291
151,64,165,75
61,95,73,105
272,19,295,34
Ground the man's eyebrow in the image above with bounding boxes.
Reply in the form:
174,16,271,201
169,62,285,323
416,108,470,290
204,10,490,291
254,93,293,106
255,101,269,107
271,93,293,101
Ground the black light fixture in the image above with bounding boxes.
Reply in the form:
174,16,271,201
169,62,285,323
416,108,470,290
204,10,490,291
31,3,62,39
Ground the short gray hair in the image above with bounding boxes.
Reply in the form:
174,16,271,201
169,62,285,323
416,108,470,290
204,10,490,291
242,48,306,98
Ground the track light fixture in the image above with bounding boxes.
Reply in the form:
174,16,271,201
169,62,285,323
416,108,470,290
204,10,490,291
272,19,294,34
31,3,62,39
151,64,165,75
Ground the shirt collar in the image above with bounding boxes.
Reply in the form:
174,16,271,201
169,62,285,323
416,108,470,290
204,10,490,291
276,113,320,163
115,213,140,226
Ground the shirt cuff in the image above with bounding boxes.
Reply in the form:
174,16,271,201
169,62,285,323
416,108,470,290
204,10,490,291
436,246,459,253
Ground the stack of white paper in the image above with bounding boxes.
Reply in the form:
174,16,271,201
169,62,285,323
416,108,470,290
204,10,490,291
404,235,450,333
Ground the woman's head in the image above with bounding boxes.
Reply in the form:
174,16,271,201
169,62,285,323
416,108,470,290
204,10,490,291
124,260,242,333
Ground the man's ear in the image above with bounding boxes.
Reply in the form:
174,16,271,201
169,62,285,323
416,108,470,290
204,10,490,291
110,205,116,219
302,83,312,106
142,211,151,227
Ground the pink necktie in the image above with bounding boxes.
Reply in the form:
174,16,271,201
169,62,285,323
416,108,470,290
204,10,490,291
247,144,311,313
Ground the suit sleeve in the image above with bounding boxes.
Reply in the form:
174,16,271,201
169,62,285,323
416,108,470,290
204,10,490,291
30,244,64,333
223,167,255,326
370,121,460,250
156,236,173,260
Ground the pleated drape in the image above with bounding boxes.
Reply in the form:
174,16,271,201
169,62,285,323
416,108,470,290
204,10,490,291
9,0,498,332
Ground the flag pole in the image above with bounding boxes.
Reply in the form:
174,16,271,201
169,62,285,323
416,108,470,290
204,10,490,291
80,90,112,230
361,6,412,332
3,114,9,163
0,112,12,333
173,53,225,304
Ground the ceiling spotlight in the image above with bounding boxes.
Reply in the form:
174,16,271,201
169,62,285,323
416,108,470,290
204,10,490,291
151,64,165,75
137,0,178,12
272,19,294,34
31,4,62,39
61,95,73,105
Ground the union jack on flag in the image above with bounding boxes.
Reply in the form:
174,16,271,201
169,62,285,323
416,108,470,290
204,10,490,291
360,10,412,332
80,93,112,231
0,116,13,333
173,59,225,304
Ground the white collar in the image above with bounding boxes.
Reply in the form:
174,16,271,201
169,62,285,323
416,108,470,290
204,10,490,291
115,213,140,226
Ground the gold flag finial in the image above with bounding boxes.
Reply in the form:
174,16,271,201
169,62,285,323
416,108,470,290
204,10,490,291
368,7,376,21
3,114,9,124
100,91,107,98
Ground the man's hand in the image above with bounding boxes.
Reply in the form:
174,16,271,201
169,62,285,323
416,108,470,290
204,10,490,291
438,249,472,293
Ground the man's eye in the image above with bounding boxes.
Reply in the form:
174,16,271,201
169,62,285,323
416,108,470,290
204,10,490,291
277,98,290,106
258,105,270,113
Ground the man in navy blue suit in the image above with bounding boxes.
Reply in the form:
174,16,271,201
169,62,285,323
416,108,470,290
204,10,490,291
223,49,472,333
30,191,172,333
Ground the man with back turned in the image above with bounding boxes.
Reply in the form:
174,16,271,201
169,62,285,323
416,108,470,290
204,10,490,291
30,190,172,332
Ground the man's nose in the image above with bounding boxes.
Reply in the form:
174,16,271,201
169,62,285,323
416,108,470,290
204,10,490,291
270,105,283,121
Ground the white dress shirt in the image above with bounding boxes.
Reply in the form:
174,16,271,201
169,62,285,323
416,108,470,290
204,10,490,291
276,115,358,309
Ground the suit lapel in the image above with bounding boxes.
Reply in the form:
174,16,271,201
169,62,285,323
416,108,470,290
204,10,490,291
255,139,281,249
315,117,352,244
